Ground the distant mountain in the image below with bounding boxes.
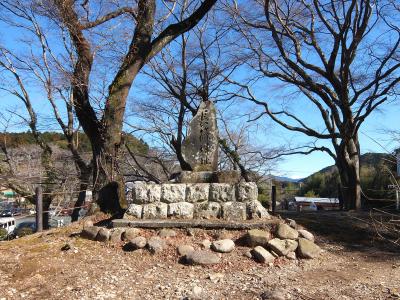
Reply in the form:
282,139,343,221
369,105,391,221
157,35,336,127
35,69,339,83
0,131,149,154
300,152,392,182
298,152,398,200
272,175,302,183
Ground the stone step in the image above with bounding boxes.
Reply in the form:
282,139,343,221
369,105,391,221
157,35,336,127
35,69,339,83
112,218,280,230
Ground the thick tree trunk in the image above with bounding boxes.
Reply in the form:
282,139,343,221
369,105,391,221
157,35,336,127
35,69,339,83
91,143,127,217
336,136,361,210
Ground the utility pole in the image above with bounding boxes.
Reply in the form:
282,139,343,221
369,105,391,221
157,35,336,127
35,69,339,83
271,186,276,215
35,186,43,232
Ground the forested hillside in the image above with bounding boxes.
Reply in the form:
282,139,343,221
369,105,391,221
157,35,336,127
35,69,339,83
0,131,149,155
299,153,398,201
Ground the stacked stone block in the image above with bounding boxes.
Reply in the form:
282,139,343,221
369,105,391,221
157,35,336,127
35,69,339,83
124,182,270,221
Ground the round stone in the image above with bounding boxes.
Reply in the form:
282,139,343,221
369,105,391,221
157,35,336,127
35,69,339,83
185,250,221,265
211,239,235,253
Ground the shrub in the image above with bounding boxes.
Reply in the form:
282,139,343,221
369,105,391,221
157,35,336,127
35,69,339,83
16,227,34,237
258,193,271,209
0,228,8,240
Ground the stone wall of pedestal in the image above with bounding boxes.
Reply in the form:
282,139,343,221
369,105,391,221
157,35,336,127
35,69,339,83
124,182,270,221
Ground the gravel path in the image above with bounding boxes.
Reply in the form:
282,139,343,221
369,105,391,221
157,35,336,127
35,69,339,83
0,217,399,300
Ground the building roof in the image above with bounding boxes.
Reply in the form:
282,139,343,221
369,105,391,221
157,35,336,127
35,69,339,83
294,197,339,204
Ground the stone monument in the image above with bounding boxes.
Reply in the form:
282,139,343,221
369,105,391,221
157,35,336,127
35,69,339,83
124,100,270,221
182,100,218,172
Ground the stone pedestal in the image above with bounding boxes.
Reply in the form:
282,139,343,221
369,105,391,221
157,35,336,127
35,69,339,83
124,182,270,221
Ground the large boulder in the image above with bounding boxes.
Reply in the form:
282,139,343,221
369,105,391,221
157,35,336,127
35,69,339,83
194,201,221,219
286,218,297,229
167,202,194,219
124,204,143,219
251,246,275,264
275,223,299,240
246,200,270,219
142,202,168,219
211,239,235,253
122,228,141,241
185,250,221,265
298,229,315,242
109,228,125,243
177,244,195,256
210,184,236,202
222,202,247,221
161,184,186,203
147,236,167,254
245,229,272,247
158,229,177,238
81,226,100,240
96,228,110,242
126,236,147,250
297,238,321,259
181,100,219,172
267,238,298,256
237,182,258,201
185,183,210,202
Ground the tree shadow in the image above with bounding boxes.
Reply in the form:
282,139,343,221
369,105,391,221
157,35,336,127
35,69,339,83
280,210,400,255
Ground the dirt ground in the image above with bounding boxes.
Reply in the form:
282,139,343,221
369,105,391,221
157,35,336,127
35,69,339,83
0,211,399,300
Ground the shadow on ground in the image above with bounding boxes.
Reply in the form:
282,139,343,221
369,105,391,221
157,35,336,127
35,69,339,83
279,210,400,254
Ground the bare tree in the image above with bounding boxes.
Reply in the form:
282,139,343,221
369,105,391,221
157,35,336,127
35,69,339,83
0,0,216,216
0,113,35,200
0,50,58,227
0,2,92,222
33,0,217,215
227,0,400,209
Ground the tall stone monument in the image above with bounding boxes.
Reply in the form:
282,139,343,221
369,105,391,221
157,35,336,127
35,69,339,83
182,100,218,172
124,100,270,221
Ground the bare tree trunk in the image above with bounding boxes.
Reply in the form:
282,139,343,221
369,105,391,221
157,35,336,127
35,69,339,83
92,144,127,216
336,137,361,210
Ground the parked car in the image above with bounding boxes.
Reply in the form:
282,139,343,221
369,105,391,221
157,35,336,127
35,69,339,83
1,209,13,217
0,208,22,217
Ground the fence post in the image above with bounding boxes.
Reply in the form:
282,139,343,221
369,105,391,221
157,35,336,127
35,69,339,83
396,189,399,211
35,186,43,232
271,185,276,215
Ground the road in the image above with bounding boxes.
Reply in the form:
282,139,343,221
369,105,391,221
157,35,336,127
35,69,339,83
13,214,72,228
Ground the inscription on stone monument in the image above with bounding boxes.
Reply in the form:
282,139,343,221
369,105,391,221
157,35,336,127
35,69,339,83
182,100,218,171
